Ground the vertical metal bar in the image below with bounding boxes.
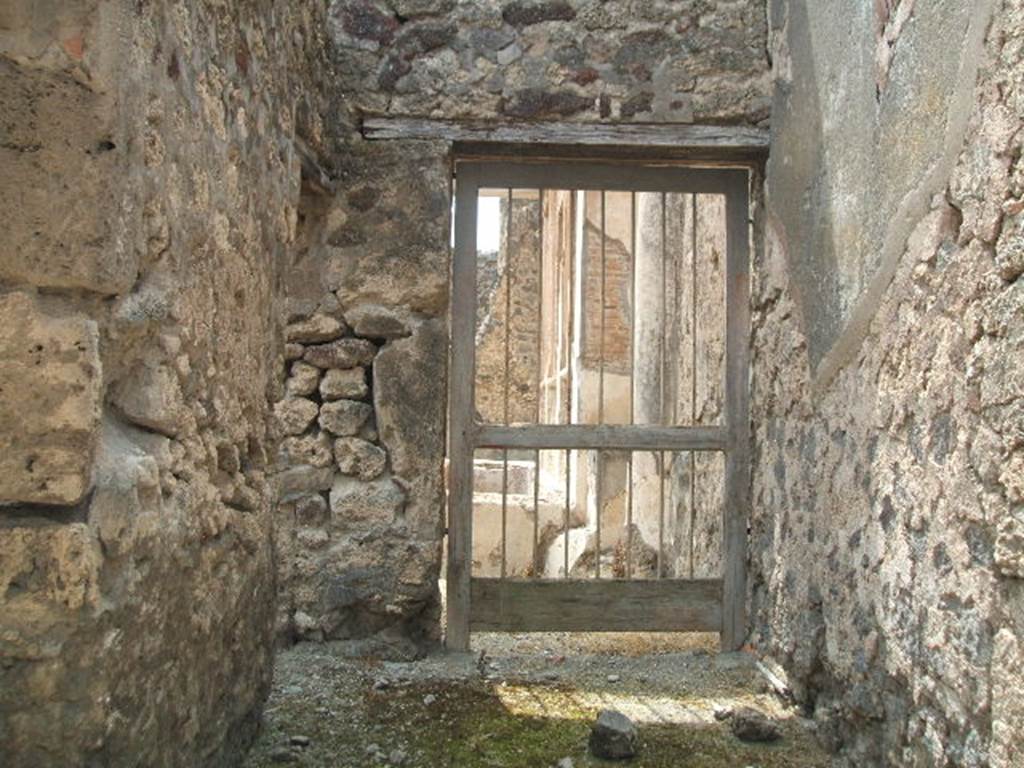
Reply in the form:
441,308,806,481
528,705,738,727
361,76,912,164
501,188,512,581
722,175,751,651
658,450,665,579
658,193,666,579
533,189,544,577
689,194,698,580
564,190,577,579
445,165,479,651
626,191,636,580
564,446,571,578
596,190,606,579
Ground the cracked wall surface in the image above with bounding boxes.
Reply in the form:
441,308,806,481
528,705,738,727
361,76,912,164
0,1,339,764
754,0,1023,765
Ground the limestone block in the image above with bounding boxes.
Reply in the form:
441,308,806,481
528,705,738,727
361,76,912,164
373,320,447,534
319,400,373,436
286,314,347,344
344,304,412,339
285,343,304,361
275,397,319,436
320,367,369,400
303,338,377,369
0,292,101,504
109,357,190,437
0,59,137,295
330,475,406,525
334,437,387,480
279,432,334,469
286,361,322,397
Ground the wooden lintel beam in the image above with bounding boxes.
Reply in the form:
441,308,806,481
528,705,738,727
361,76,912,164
362,117,769,154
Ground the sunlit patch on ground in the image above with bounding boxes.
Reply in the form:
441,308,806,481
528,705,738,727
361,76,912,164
244,636,829,768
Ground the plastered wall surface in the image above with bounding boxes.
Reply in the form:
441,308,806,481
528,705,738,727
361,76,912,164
753,1,1024,764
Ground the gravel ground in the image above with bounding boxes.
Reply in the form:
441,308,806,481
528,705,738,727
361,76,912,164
243,633,829,768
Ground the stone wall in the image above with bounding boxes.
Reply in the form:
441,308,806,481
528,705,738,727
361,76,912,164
271,0,772,650
752,1,1023,765
0,1,337,764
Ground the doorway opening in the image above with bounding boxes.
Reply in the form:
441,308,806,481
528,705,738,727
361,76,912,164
445,160,751,652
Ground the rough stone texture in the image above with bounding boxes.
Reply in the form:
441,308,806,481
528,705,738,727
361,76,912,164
730,707,781,743
0,292,101,505
335,437,388,480
0,0,340,764
303,338,378,369
276,397,321,436
588,709,638,759
752,1,1024,765
328,0,770,125
319,399,373,437
321,367,369,400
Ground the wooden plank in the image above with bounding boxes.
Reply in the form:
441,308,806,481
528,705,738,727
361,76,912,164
363,118,769,153
721,172,751,651
475,424,727,451
470,578,723,632
445,165,480,652
455,160,740,196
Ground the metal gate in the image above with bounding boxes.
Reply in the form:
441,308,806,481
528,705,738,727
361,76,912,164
446,160,750,651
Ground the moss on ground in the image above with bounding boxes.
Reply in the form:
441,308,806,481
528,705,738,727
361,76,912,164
246,672,829,768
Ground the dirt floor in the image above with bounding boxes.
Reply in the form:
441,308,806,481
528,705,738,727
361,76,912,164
243,633,830,767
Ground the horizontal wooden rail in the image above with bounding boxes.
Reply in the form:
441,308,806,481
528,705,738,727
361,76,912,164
474,424,728,452
470,578,723,632
362,118,769,153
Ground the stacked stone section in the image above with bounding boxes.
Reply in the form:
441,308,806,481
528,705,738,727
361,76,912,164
276,299,444,650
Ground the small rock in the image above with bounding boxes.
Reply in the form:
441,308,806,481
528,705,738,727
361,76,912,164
373,678,391,691
344,304,412,339
287,361,322,397
423,693,437,705
334,437,387,480
304,337,376,369
541,672,560,682
269,746,296,764
389,748,407,765
289,735,311,747
713,705,733,721
730,707,782,742
319,399,373,436
556,758,574,768
287,313,346,343
321,367,368,400
606,674,621,683
274,396,319,436
366,743,382,753
589,709,638,760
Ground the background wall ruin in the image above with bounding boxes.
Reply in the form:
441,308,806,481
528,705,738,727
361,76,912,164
752,0,1024,765
272,0,772,651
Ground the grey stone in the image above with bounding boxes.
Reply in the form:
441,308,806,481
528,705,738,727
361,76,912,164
285,343,305,361
286,314,347,343
344,304,412,339
330,475,405,525
319,400,373,437
279,465,336,499
275,397,320,436
303,338,377,369
321,367,369,400
286,361,322,397
0,292,102,504
731,707,781,743
373,320,447,533
109,356,191,438
589,709,638,759
294,493,330,526
335,437,387,480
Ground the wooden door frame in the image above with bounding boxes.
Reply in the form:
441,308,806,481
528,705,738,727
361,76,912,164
446,160,750,652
